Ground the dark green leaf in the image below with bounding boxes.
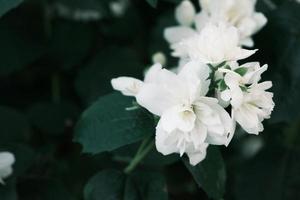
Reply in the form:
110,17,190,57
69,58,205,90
74,93,154,154
129,171,168,200
183,146,226,199
84,170,125,200
0,0,23,17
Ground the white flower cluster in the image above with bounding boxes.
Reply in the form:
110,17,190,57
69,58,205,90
0,152,15,184
111,0,274,165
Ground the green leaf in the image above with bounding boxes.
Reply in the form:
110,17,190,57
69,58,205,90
146,0,158,8
234,67,248,76
27,101,80,135
84,170,125,200
0,0,23,17
183,146,226,199
74,93,155,154
0,106,30,143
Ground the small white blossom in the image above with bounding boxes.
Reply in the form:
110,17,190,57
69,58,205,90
171,23,257,64
219,62,274,135
110,0,129,17
198,0,267,47
136,61,234,165
0,152,15,184
175,0,196,26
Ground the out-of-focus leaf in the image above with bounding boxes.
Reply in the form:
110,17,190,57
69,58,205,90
27,101,80,135
0,106,30,143
234,145,300,200
75,47,142,105
0,5,45,76
128,171,168,200
183,146,226,199
0,0,23,17
146,0,158,8
46,20,94,70
84,169,125,200
74,93,154,154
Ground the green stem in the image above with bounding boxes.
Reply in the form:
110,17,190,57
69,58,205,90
124,138,155,174
51,73,60,103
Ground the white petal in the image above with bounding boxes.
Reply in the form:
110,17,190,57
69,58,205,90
164,26,197,44
136,83,177,116
160,105,196,132
144,63,163,83
155,122,180,155
253,13,268,33
240,37,254,47
190,122,208,148
186,143,209,166
111,77,143,96
234,105,261,135
178,61,211,97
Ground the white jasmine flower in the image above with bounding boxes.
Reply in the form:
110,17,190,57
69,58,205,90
175,0,196,26
152,52,167,66
156,121,209,165
233,82,274,135
197,0,267,47
0,152,15,184
111,63,162,97
171,23,257,64
219,62,274,135
136,61,234,165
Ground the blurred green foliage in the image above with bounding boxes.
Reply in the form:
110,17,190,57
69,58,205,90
0,0,300,199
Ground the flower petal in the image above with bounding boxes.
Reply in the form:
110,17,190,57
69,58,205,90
111,77,143,96
164,26,197,44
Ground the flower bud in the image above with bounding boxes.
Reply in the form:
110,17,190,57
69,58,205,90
175,0,196,26
152,52,166,66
